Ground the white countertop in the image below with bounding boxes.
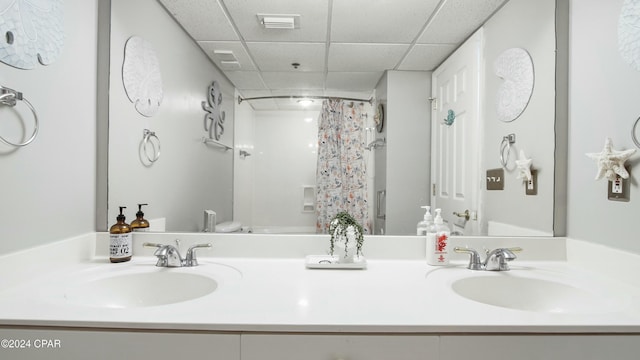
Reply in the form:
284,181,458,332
1,233,640,334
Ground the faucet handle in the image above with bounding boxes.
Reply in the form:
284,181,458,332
454,247,483,270
185,243,212,266
484,247,522,255
143,242,163,248
484,247,521,271
144,243,167,266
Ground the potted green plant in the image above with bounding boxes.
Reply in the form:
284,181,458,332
329,211,364,262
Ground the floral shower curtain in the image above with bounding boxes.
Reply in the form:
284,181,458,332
316,99,370,234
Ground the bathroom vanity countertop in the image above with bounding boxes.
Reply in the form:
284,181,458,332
1,254,640,333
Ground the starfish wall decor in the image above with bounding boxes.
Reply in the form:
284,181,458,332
515,149,533,181
586,138,636,182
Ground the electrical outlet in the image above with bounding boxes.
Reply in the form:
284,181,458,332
608,165,630,202
526,169,538,195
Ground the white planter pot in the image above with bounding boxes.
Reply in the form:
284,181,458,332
332,226,358,263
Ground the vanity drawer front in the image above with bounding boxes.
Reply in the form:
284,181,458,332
242,334,436,360
0,328,240,360
441,335,640,360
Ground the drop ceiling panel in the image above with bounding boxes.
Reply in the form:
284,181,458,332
331,0,441,43
274,98,323,111
324,90,375,101
222,0,329,42
158,0,238,41
261,72,325,90
326,72,384,91
246,42,326,71
224,71,267,90
161,0,510,98
328,43,410,72
270,89,325,97
198,41,257,71
398,44,457,71
418,0,508,44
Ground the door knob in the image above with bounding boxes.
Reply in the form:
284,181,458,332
453,209,470,221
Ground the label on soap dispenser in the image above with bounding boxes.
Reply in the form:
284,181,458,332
110,233,132,258
435,232,449,265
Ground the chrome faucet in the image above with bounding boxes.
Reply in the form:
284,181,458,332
484,248,518,271
153,244,183,267
143,240,212,267
454,246,522,271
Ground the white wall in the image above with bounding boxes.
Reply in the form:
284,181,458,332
373,75,388,234
481,0,557,235
380,71,432,235
106,0,235,232
567,0,640,254
233,93,255,228
0,0,98,254
248,110,320,230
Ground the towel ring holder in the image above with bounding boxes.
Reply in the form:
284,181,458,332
499,133,516,168
632,116,640,149
0,86,39,147
142,129,161,164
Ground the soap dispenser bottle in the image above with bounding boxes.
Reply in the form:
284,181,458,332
130,203,150,232
427,208,449,265
416,206,433,235
110,206,132,263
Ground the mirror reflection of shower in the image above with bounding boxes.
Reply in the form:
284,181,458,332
233,100,376,234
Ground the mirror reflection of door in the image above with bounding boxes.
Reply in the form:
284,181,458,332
431,30,482,236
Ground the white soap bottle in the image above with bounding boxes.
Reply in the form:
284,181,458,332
427,208,449,265
416,206,433,235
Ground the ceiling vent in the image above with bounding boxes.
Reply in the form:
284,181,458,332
213,50,237,61
220,60,241,70
257,14,300,29
213,50,240,69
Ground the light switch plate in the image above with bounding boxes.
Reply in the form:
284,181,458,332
486,168,504,190
608,165,630,202
526,169,538,195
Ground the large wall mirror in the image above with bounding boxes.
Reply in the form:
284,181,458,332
99,0,567,237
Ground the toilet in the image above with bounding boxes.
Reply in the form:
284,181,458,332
214,221,243,233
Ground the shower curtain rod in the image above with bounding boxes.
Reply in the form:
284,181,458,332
237,95,374,105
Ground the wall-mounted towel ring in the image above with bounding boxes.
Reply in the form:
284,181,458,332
632,116,640,149
0,86,39,147
142,129,161,164
499,133,516,168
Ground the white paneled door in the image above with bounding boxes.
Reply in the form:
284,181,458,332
431,30,482,235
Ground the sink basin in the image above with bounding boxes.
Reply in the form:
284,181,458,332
64,271,218,308
451,275,622,314
49,260,243,309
